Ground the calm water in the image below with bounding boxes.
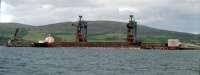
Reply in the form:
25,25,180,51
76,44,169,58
0,47,200,75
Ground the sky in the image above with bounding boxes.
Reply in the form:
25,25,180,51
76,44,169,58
0,0,199,34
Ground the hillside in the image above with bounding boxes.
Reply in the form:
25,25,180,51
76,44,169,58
0,23,32,45
0,21,199,45
0,23,31,34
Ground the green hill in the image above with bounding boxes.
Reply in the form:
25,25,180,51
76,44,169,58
0,23,31,34
0,21,199,45
0,23,32,45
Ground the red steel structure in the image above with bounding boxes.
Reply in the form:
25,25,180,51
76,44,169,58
72,16,88,42
127,15,137,43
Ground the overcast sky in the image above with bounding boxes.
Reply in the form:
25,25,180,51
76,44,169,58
0,0,199,34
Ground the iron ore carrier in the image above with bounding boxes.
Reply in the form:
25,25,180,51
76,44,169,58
6,15,184,50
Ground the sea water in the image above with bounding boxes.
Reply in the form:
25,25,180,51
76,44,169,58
0,47,199,75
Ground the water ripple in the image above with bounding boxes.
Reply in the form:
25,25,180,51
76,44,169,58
0,47,199,75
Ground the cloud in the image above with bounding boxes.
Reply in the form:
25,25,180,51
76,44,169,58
1,0,199,33
0,14,14,22
0,1,15,22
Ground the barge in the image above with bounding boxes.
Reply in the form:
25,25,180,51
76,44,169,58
6,15,188,50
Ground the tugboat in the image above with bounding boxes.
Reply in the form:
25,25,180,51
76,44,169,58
33,34,55,47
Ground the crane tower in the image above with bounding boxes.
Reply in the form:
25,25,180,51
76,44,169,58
127,15,137,43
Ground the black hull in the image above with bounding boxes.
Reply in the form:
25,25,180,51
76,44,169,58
34,43,49,47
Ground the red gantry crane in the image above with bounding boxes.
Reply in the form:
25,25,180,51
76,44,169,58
72,16,88,42
127,15,137,43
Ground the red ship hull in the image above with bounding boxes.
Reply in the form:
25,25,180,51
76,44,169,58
33,42,137,47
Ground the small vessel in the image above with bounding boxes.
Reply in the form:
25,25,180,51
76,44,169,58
33,34,55,47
